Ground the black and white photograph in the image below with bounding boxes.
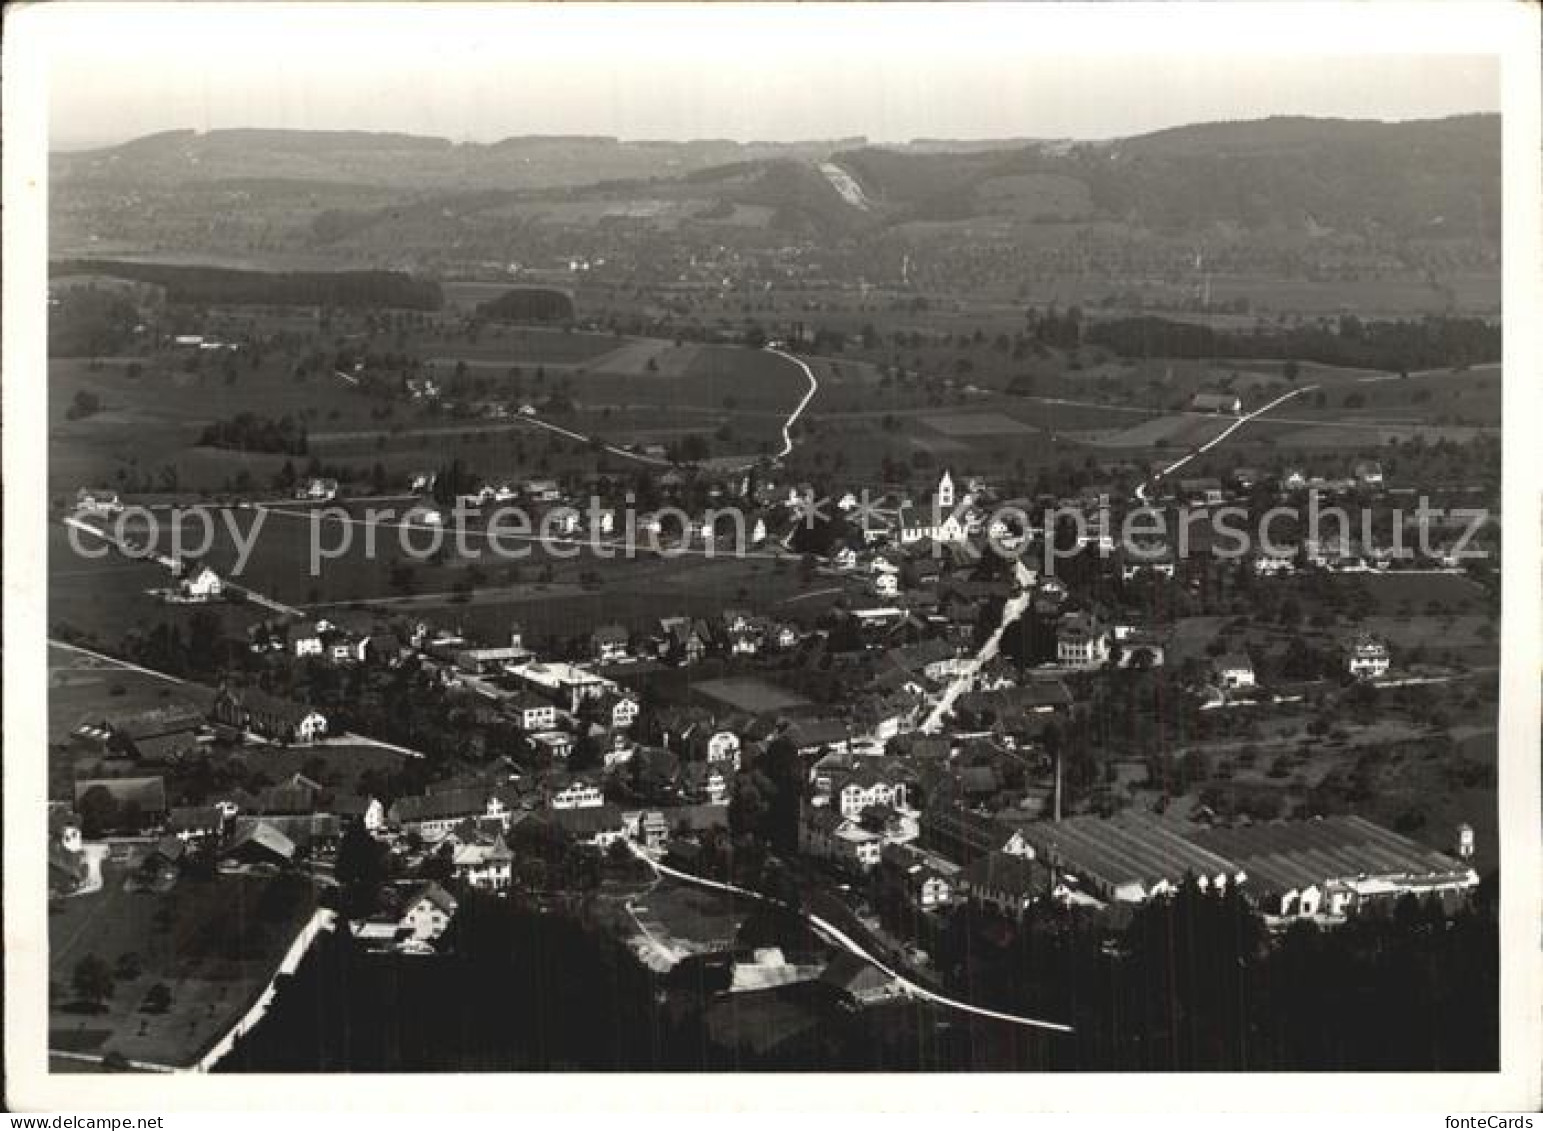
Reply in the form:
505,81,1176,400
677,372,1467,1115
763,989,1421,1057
4,0,1540,1114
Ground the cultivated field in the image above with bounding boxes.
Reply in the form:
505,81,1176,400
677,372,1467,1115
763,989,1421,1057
50,868,320,1070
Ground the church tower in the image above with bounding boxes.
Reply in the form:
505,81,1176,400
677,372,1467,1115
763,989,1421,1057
937,469,955,510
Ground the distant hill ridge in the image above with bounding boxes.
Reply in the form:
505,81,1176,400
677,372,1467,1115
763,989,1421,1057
51,114,1500,244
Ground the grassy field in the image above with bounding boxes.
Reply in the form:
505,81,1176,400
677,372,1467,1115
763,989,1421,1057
48,524,272,649
693,676,813,714
48,642,209,740
50,869,320,1069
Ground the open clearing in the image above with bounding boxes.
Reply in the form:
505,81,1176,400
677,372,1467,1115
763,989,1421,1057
693,676,812,714
920,411,1039,438
1081,413,1234,449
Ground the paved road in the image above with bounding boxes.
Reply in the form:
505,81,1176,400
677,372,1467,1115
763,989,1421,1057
921,558,1037,734
762,347,821,461
1135,384,1319,503
628,842,1073,1035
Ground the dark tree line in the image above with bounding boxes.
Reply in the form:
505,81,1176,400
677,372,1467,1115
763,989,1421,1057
50,260,443,311
1082,314,1500,373
198,412,308,455
475,287,575,324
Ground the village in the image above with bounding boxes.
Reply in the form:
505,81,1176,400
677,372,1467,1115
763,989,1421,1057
47,422,1500,1070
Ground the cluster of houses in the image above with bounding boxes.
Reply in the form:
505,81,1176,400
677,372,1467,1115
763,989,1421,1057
50,443,1479,988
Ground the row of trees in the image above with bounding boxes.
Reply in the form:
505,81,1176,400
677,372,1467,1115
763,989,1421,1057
197,412,308,455
50,260,443,311
1083,313,1500,373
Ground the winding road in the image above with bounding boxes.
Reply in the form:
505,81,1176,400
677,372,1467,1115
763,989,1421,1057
761,346,821,462
627,841,1073,1035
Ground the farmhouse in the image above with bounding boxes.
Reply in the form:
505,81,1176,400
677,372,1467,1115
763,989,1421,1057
166,804,224,842
819,953,900,1007
591,624,632,664
75,487,124,515
177,563,224,601
1191,392,1242,414
547,803,627,849
1352,459,1385,486
103,704,204,761
1347,635,1391,679
389,788,512,842
523,478,562,502
1178,477,1226,507
1253,550,1298,577
211,687,328,744
221,821,298,869
295,477,339,502
1213,652,1256,690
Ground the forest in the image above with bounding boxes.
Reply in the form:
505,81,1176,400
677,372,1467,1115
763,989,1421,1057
50,260,444,311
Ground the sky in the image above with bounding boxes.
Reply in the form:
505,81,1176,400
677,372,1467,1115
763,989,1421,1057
37,3,1502,150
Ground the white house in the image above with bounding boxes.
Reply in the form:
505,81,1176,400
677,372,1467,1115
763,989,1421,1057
452,837,513,891
833,773,910,819
1057,613,1110,669
1347,637,1390,679
600,693,640,730
603,733,638,771
509,692,559,732
296,477,339,502
591,624,631,665
398,883,458,943
75,487,124,515
1214,652,1256,691
548,777,605,811
705,730,742,770
179,565,224,601
1352,460,1385,487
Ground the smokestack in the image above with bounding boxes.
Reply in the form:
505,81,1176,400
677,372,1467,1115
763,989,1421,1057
1054,747,1063,823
